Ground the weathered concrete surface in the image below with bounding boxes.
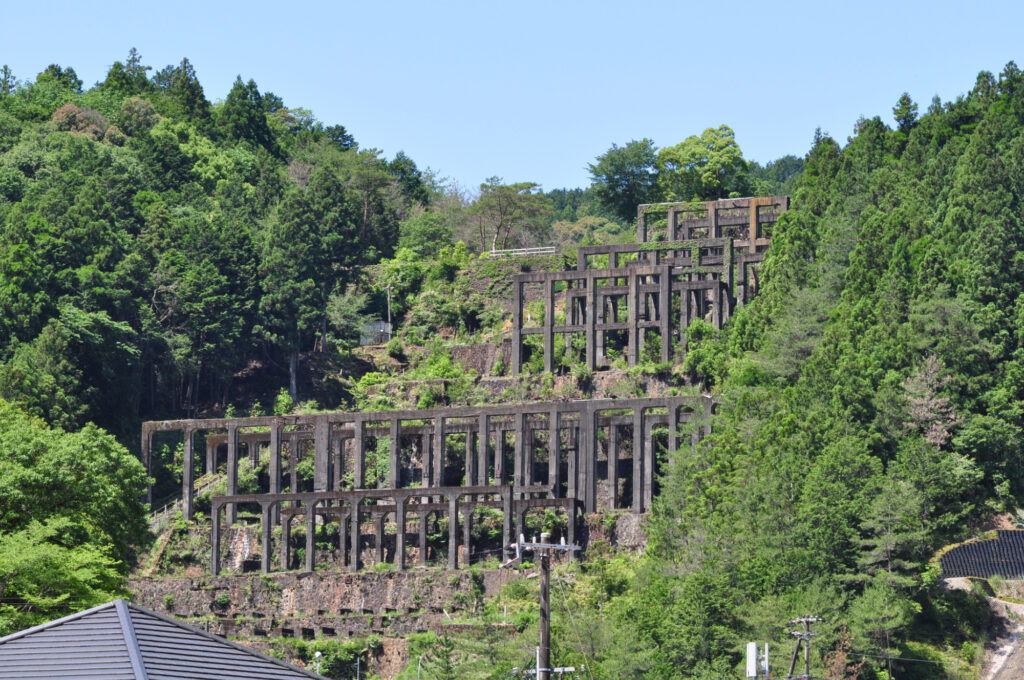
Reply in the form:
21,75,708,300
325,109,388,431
129,568,518,639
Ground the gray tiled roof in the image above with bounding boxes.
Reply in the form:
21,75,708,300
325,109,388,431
0,599,328,680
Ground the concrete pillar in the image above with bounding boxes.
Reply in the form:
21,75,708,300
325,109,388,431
462,504,472,566
390,418,401,489
226,425,238,525
269,423,281,525
210,502,221,575
464,430,476,491
567,423,578,502
713,282,722,328
350,501,360,572
566,502,576,553
627,272,639,366
659,265,671,362
314,416,330,492
305,501,316,573
608,423,619,509
585,273,596,370
332,434,343,491
514,412,526,498
418,511,428,565
526,426,535,488
205,436,216,476
709,199,719,239
633,409,644,514
668,402,679,460
502,490,513,559
432,417,446,492
548,410,560,497
182,428,194,521
353,418,365,490
395,500,406,570
288,434,300,493
338,510,348,569
448,495,459,570
375,513,386,564
563,286,573,357
477,414,489,488
582,406,597,513
261,503,272,574
644,421,654,511
280,514,291,571
680,286,692,345
495,429,505,484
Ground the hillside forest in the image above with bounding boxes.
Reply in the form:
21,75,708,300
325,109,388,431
2,50,1024,678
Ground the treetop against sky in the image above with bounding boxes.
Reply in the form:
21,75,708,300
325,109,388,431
3,0,1023,189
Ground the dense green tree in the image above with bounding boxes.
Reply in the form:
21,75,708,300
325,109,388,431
587,138,660,222
36,64,82,93
153,58,212,125
0,518,125,635
101,48,152,98
0,399,148,561
398,211,453,256
389,150,430,206
258,165,359,399
469,177,552,251
219,76,277,155
657,125,750,200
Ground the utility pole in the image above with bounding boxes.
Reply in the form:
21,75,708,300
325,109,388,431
786,616,823,680
502,532,581,680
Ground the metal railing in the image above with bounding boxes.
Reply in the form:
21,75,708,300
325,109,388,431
149,471,222,527
487,246,557,258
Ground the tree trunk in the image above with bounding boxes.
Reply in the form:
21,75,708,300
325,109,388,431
289,350,298,402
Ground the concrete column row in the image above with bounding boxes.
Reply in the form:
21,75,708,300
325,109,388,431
211,490,578,576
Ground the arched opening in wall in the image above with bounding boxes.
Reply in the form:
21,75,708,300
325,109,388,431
417,507,442,566
719,202,750,244
618,409,641,511
442,418,474,486
641,207,673,242
282,427,313,493
363,420,389,490
372,507,396,566
558,412,582,499
469,499,504,563
339,425,359,490
595,409,630,509
397,422,427,487
148,429,186,511
529,412,554,487
279,508,300,571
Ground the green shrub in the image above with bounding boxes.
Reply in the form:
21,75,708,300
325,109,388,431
385,336,404,359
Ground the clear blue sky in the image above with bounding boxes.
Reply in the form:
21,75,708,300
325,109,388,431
3,1,1022,191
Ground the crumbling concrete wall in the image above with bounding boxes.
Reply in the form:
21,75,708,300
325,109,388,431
129,568,516,639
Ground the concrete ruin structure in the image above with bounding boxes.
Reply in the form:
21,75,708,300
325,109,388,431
142,395,715,574
511,196,788,375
